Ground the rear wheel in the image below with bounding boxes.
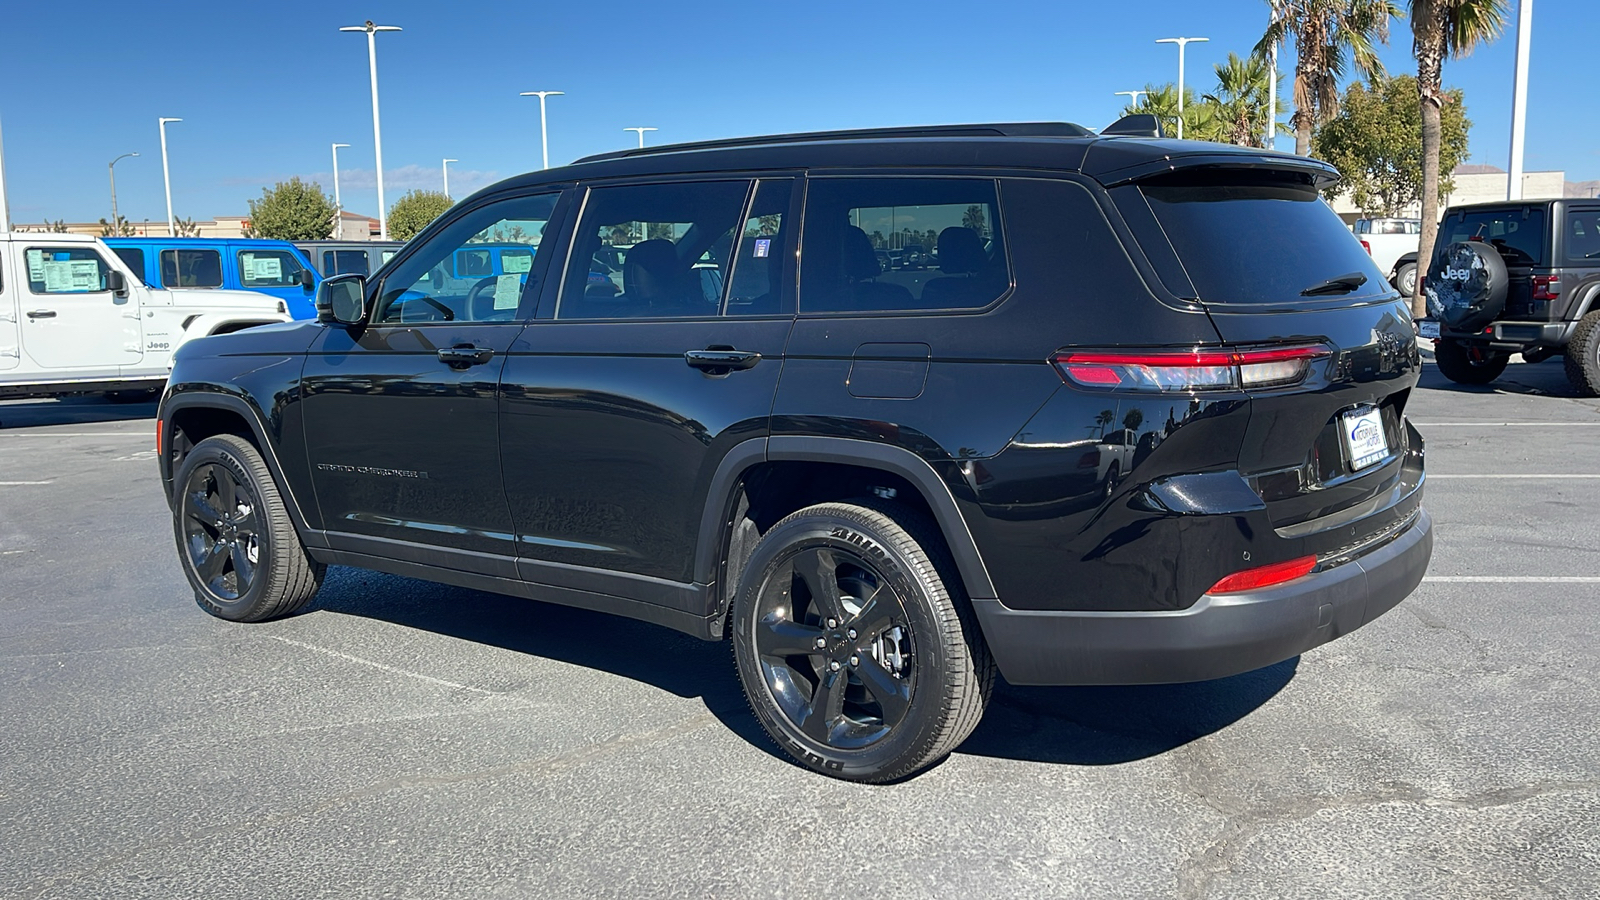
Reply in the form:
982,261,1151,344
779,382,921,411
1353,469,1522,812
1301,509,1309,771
731,502,993,782
1394,262,1417,298
173,434,324,622
1563,310,1600,397
1434,339,1509,386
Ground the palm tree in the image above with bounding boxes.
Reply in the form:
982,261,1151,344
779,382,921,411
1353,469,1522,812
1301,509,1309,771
1201,52,1287,147
1256,0,1400,156
1119,83,1210,141
1410,0,1508,314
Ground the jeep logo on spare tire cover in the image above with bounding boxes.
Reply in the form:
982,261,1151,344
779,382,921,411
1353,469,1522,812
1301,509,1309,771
1425,240,1508,332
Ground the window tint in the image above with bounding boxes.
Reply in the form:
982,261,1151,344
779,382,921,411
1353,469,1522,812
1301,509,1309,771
111,247,146,282
1434,208,1547,267
323,249,370,276
1566,210,1600,262
25,248,111,294
557,180,748,320
725,179,793,316
1142,173,1387,304
239,249,309,288
375,193,559,324
161,248,223,288
800,178,1009,313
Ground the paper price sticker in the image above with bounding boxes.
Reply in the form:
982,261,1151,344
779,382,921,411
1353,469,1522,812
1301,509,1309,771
502,251,533,274
493,275,522,310
25,250,45,283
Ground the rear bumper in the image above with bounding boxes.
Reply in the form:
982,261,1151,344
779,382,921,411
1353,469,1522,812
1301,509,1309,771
1442,320,1574,349
973,508,1432,686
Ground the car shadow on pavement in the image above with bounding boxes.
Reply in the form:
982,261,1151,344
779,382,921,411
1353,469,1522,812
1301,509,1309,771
311,567,1295,772
0,395,158,429
1417,358,1584,397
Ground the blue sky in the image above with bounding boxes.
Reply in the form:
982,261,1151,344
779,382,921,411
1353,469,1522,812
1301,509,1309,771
3,0,1595,224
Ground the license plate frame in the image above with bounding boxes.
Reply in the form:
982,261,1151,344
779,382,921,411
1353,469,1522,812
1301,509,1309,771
1342,406,1389,472
1417,318,1440,339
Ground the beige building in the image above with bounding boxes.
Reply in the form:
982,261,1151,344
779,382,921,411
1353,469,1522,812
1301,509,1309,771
1330,165,1566,222
13,210,381,240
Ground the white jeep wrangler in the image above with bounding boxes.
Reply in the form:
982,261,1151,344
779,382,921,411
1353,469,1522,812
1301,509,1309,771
0,232,291,400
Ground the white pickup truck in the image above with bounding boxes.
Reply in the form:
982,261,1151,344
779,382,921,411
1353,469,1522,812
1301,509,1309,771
0,232,292,400
1352,217,1422,298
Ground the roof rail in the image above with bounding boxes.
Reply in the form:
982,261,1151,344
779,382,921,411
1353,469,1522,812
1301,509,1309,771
573,122,1096,164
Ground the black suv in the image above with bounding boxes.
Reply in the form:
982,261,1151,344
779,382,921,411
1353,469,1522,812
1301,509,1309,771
157,121,1432,782
1421,199,1600,393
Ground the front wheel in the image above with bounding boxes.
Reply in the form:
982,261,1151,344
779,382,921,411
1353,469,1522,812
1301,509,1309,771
731,502,994,782
172,434,324,622
1434,339,1509,386
1394,262,1418,298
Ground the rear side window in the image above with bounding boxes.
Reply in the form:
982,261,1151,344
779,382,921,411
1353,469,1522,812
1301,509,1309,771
25,248,111,294
1565,209,1600,263
239,249,309,288
161,248,223,288
111,247,146,282
1435,208,1547,267
1141,173,1386,305
323,249,370,276
800,178,1009,313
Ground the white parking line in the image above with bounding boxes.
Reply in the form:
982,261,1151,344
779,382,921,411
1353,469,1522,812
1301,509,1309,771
1424,576,1600,583
1428,474,1600,479
0,432,150,438
0,481,52,485
1415,422,1600,426
268,635,515,699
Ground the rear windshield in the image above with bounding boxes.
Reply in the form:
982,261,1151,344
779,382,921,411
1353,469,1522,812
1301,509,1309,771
1141,174,1387,305
1434,207,1547,267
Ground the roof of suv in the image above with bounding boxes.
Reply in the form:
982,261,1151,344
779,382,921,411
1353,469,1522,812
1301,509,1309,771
479,122,1336,197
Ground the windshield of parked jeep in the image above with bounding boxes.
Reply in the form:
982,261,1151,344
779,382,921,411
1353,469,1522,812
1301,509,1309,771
1141,172,1387,305
1434,208,1547,267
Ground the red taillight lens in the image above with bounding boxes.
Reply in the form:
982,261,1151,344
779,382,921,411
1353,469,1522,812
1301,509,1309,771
1532,275,1561,301
1359,239,1372,254
1053,346,1328,392
1208,555,1317,594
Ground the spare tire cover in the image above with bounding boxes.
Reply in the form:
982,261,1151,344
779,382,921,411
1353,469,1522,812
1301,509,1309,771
1425,241,1508,332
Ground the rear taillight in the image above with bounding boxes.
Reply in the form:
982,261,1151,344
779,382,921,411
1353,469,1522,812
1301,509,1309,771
1052,345,1330,392
1359,240,1372,255
1208,555,1317,594
1533,275,1561,301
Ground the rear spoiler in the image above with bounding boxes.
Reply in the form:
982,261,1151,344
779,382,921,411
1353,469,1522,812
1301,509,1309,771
1086,149,1340,190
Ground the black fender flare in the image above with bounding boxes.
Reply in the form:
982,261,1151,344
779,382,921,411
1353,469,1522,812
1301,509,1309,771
159,390,321,544
692,435,998,603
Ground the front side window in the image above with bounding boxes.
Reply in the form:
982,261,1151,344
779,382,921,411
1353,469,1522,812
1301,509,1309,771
800,178,1009,313
111,247,146,283
374,193,559,324
238,249,309,288
324,249,370,277
161,248,223,288
25,248,111,294
557,180,749,320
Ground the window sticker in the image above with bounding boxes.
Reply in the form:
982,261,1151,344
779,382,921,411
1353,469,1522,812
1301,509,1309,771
242,254,282,281
25,250,45,283
502,251,533,274
42,259,101,292
493,274,522,310
753,238,771,258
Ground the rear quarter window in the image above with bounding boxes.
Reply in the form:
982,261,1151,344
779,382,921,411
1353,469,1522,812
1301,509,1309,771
1434,208,1547,267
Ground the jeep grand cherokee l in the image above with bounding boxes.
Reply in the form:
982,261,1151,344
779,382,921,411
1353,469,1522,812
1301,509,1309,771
157,121,1432,782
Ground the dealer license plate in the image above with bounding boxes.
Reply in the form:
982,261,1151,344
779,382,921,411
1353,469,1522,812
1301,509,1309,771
1417,319,1440,339
1342,407,1389,472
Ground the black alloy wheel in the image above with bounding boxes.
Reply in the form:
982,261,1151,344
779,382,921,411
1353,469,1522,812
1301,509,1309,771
181,461,261,601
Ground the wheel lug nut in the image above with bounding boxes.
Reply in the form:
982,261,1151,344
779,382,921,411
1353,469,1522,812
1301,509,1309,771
847,629,857,640
829,660,841,671
826,618,838,628
849,655,859,667
814,637,827,649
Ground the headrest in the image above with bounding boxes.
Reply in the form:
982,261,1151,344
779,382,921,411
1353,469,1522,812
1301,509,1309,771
842,226,881,281
624,239,679,298
937,227,984,275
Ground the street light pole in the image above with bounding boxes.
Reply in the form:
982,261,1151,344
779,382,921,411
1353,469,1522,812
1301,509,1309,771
108,152,139,235
331,142,350,239
1156,36,1209,140
1113,90,1148,111
520,91,564,170
1506,0,1533,201
341,21,402,240
0,114,10,232
623,127,658,148
159,117,182,236
442,158,457,199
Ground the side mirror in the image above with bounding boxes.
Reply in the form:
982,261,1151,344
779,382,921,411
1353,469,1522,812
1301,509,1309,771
317,274,368,325
106,270,128,297
300,268,316,291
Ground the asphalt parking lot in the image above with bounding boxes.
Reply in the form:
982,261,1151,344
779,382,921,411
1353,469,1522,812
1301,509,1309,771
2,357,1597,900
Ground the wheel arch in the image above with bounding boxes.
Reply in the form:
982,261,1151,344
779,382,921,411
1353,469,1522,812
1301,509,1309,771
161,392,316,540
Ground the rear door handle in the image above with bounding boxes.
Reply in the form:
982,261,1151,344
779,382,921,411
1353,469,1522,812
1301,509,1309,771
26,310,57,319
684,348,761,372
437,345,495,368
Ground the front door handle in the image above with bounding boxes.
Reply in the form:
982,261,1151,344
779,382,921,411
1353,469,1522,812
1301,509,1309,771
684,348,761,373
437,345,494,368
26,310,57,319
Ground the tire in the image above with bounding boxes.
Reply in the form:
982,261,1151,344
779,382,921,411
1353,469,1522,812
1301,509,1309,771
730,501,994,782
1394,262,1417,298
1434,339,1510,386
1564,310,1600,397
1103,462,1121,501
172,434,324,622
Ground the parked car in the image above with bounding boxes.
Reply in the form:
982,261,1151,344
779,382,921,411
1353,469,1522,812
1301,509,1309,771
1353,217,1422,297
104,237,320,319
294,240,404,278
1420,198,1600,393
0,233,290,399
157,119,1431,782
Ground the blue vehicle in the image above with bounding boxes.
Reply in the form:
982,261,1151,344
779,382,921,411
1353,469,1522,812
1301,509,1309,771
104,238,321,319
